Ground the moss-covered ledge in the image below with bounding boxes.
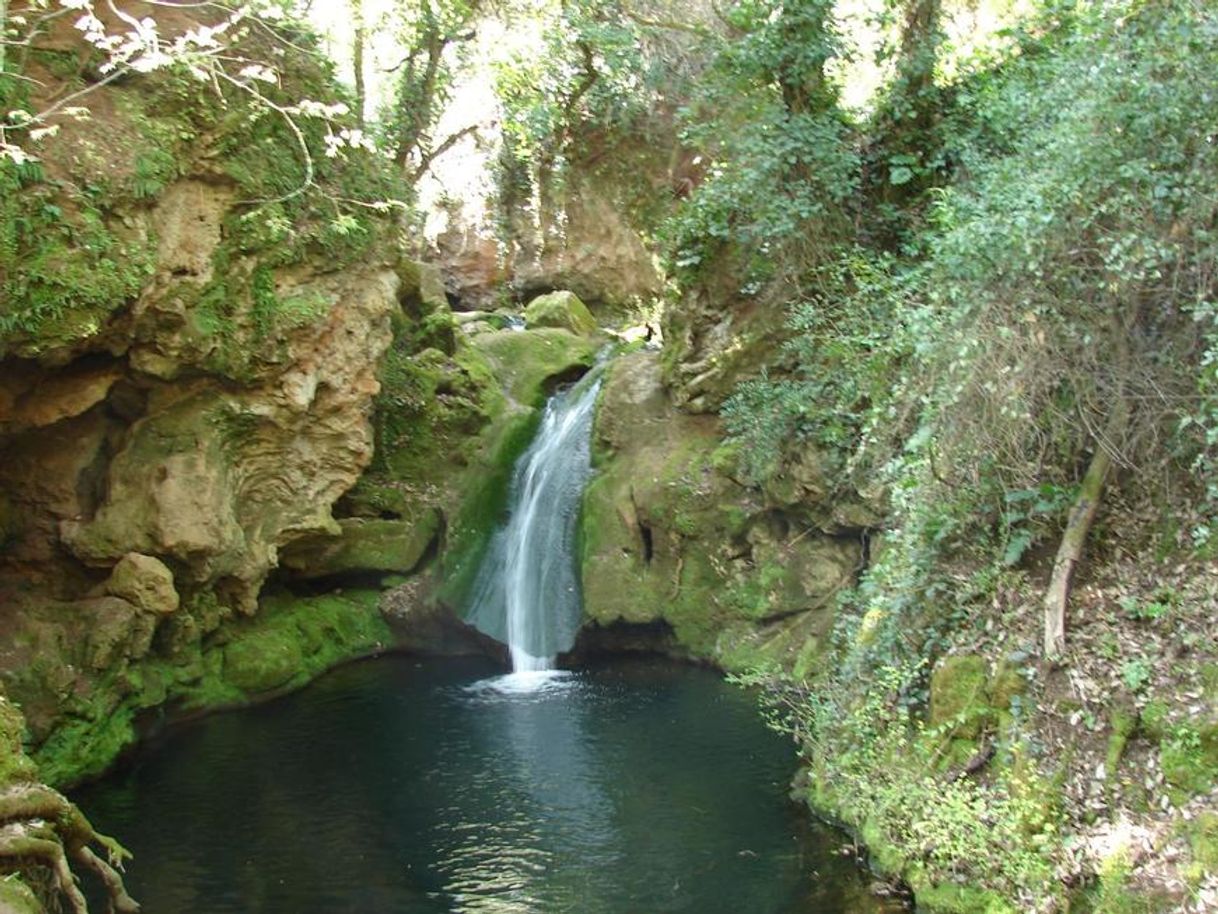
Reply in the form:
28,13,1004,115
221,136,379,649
26,590,392,788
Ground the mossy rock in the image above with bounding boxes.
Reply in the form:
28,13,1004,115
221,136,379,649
472,328,597,407
0,876,41,914
524,290,598,336
33,698,141,788
930,655,993,739
989,659,1029,710
223,628,306,694
222,590,390,695
578,350,856,668
279,512,441,580
412,310,458,354
30,589,392,786
0,696,36,787
437,409,540,610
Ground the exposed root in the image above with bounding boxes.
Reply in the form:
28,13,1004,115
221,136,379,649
0,782,139,913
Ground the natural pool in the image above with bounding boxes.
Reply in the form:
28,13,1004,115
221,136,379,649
74,655,901,913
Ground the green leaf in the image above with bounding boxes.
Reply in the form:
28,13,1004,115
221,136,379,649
1002,530,1033,566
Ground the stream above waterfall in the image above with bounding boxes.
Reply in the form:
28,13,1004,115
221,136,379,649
73,654,901,914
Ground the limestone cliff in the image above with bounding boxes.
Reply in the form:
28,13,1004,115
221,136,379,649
0,16,407,787
0,188,400,779
578,350,873,671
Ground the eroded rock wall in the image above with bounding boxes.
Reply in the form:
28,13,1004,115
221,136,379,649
578,350,873,672
0,170,401,779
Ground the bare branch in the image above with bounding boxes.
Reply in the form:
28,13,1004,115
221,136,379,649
411,122,478,181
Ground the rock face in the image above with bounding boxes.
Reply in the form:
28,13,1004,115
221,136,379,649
0,171,399,777
56,257,396,613
579,351,862,671
8,249,399,611
279,513,442,581
508,182,663,312
430,167,664,314
661,273,793,414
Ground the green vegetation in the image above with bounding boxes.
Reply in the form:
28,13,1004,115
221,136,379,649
570,0,1216,909
0,11,404,361
30,589,390,787
1,0,1216,910
0,157,155,354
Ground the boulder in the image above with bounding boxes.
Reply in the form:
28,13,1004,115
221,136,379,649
279,512,442,580
104,552,180,615
81,597,158,671
471,328,597,407
524,291,598,336
929,655,993,739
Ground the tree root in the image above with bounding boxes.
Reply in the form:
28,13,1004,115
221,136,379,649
0,782,139,913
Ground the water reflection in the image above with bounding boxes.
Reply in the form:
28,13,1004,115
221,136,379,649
432,672,614,911
73,656,901,914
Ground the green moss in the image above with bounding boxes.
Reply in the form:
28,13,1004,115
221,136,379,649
722,561,788,620
930,655,992,739
1105,701,1138,790
366,342,501,489
1140,701,1170,742
34,696,139,787
1185,811,1218,881
223,629,306,694
0,876,42,914
1161,720,1218,796
472,329,597,407
989,661,1028,711
0,697,35,786
413,310,458,354
438,408,540,609
219,589,390,696
31,590,391,787
523,290,599,336
0,160,156,356
281,513,441,580
914,881,1017,914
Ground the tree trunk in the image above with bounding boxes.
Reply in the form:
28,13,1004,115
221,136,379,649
1042,399,1129,658
1,0,8,75
1042,445,1111,657
352,0,366,125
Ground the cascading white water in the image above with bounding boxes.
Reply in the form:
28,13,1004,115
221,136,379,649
466,371,603,672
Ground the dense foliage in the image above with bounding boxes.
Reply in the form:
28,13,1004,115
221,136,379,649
715,0,1218,907
0,3,403,357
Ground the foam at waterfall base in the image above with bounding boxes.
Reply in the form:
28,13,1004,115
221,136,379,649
462,669,578,699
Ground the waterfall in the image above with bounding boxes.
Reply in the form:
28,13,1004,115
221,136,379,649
466,370,603,672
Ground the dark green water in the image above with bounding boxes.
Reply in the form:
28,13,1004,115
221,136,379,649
74,656,897,914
